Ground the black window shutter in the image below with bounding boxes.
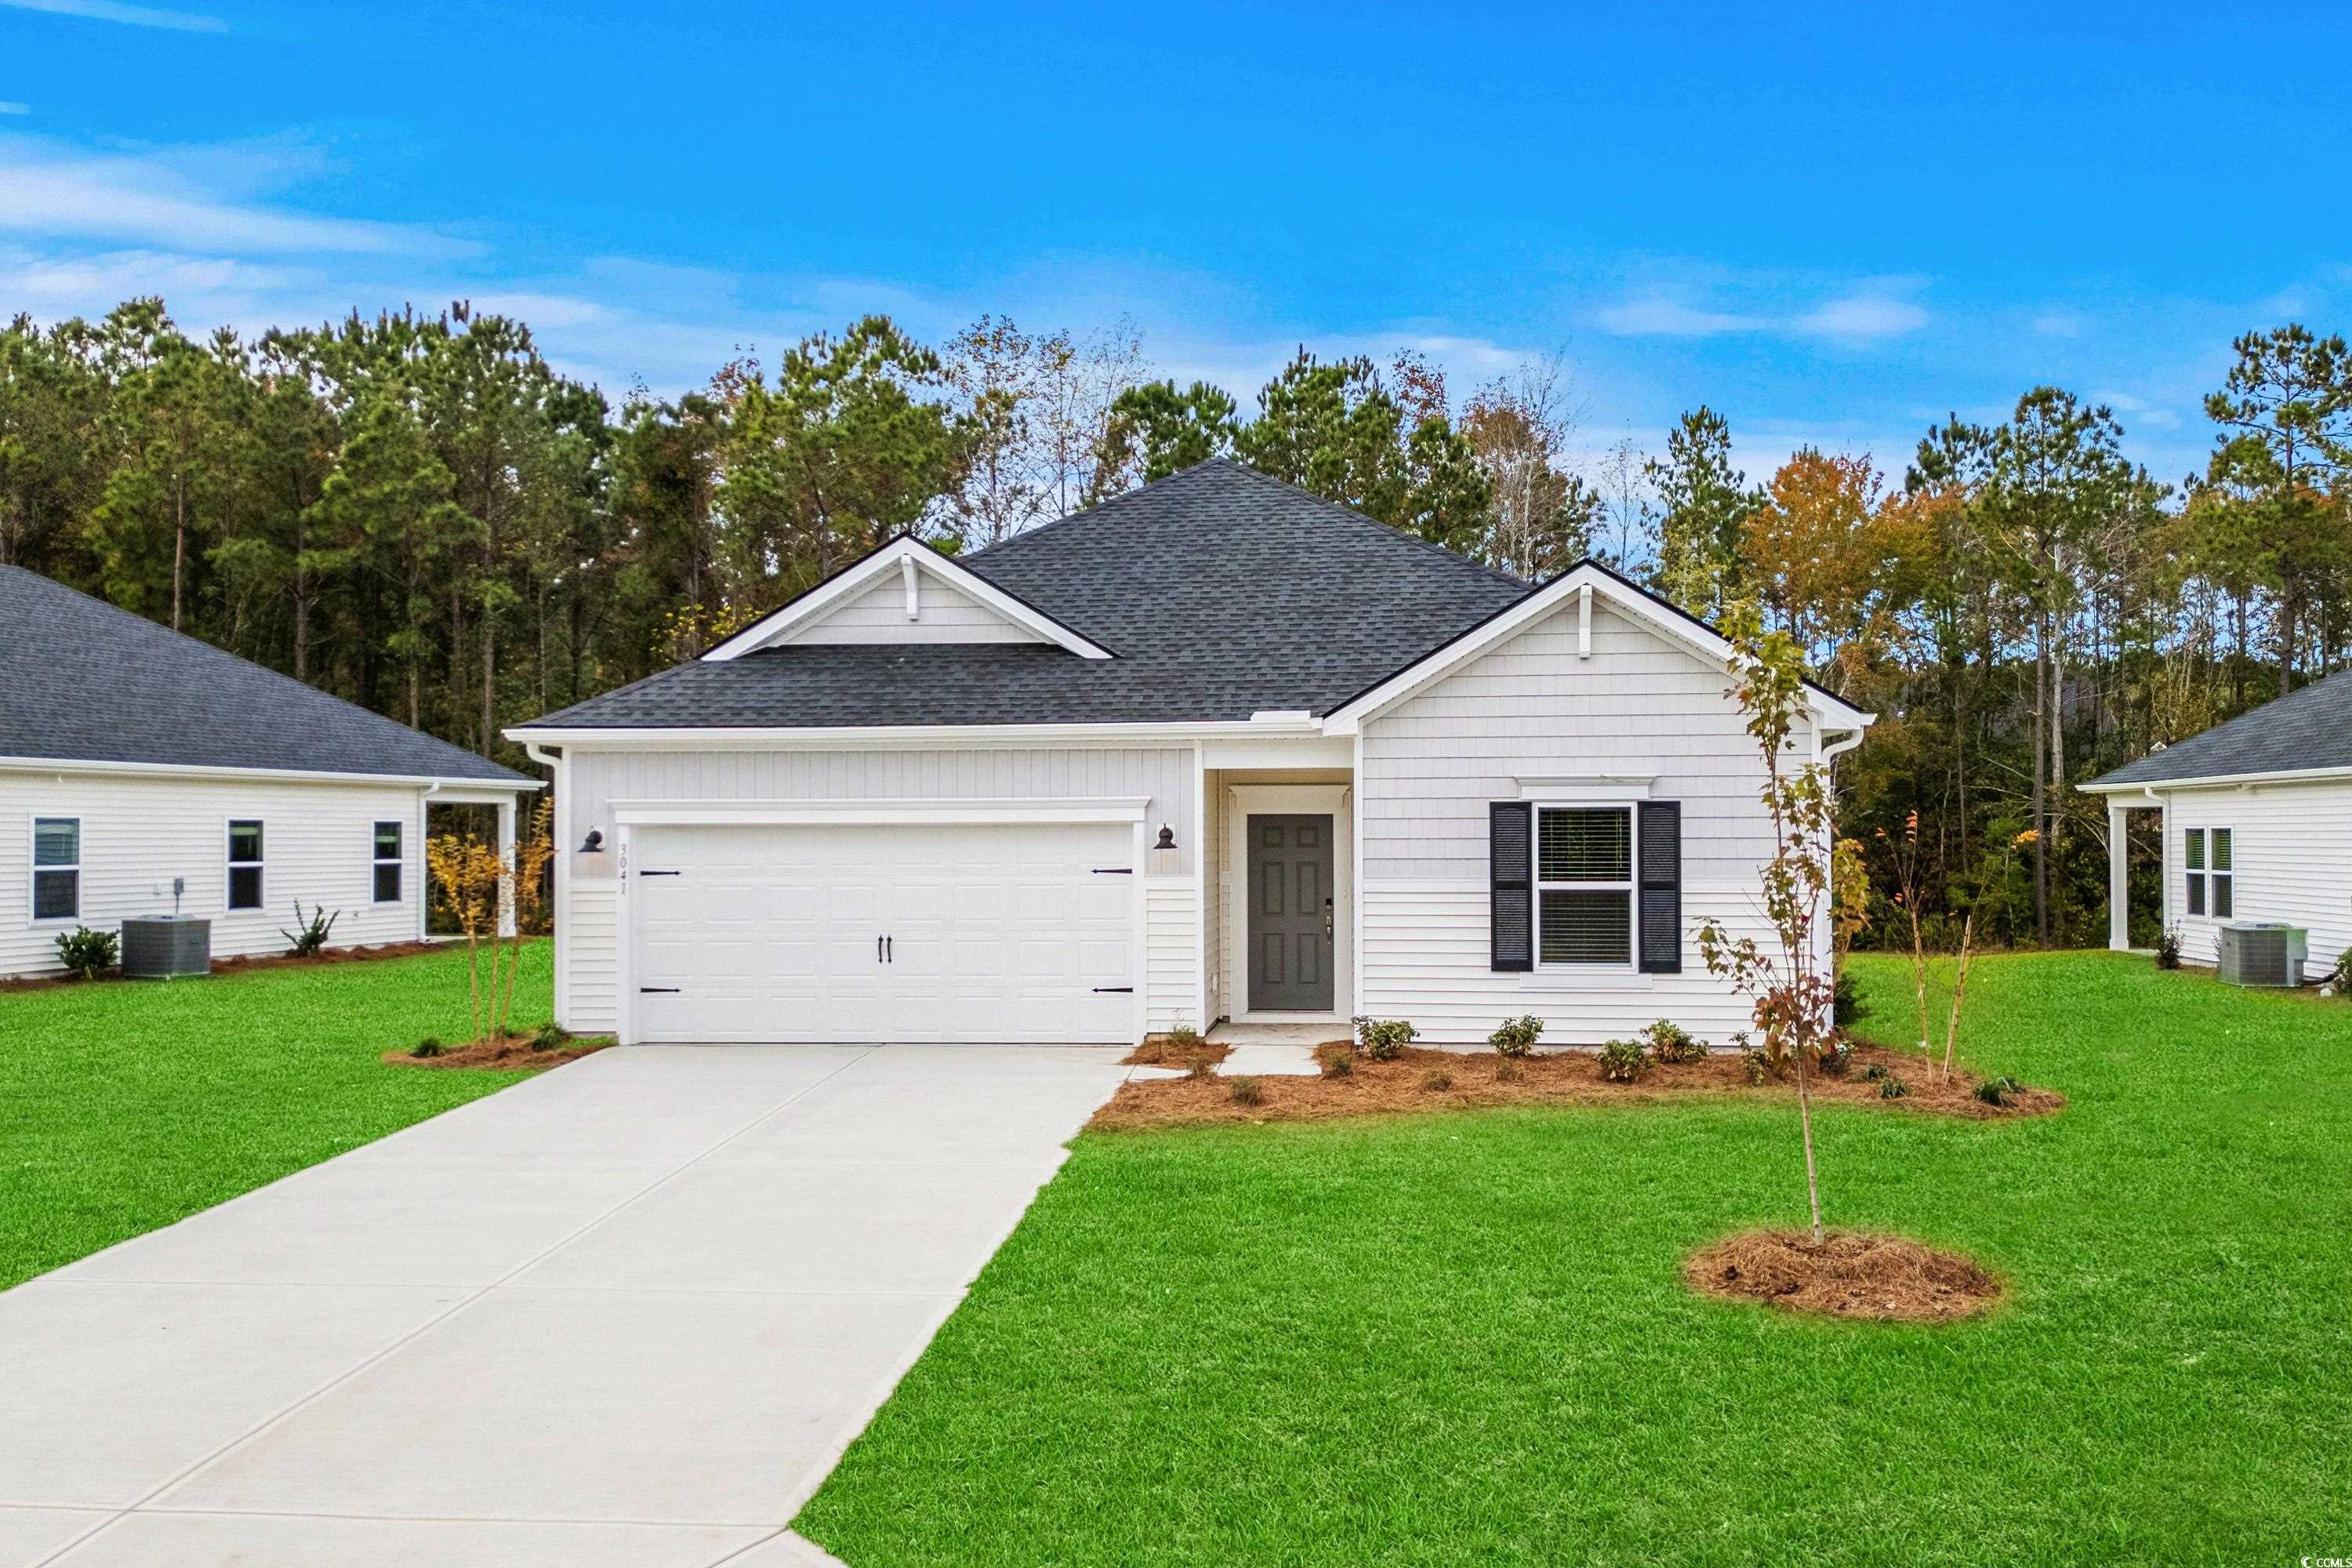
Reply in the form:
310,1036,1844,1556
1490,801,1533,971
1639,800,1682,974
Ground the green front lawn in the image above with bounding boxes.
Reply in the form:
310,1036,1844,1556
0,941,552,1290
796,952,2352,1565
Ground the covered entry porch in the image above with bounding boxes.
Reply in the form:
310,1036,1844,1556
1198,746,1356,1031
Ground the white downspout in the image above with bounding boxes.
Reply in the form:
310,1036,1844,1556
526,743,565,1027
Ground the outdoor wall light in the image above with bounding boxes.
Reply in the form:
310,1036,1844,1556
1155,824,1176,849
579,829,604,854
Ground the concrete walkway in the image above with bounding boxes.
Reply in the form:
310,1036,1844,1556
0,1044,1141,1567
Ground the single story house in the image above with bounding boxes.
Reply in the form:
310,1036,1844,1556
510,461,1874,1048
1,564,539,979
2083,670,2352,980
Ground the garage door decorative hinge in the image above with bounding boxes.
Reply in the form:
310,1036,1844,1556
1091,866,1133,874
638,869,681,877
1092,985,1134,993
638,986,681,993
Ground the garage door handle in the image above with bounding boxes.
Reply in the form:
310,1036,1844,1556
1093,986,1133,993
885,935,893,963
877,935,884,964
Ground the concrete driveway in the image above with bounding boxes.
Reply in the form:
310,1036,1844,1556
0,1044,1140,1567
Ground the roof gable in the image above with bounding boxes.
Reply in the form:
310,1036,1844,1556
0,566,535,786
1320,560,1877,735
705,536,1112,661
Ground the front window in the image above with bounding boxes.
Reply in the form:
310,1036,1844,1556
2185,827,2233,919
372,820,403,903
1536,806,1634,966
228,819,265,911
32,817,80,920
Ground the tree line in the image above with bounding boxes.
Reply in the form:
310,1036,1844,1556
4,296,2345,947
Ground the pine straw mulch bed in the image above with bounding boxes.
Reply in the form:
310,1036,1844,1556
1684,1229,2003,1322
1122,1035,1234,1072
2,939,448,993
381,1033,612,1072
1087,1039,2063,1132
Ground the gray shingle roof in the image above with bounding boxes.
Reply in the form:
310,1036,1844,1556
2086,671,2352,789
0,565,535,786
524,460,1534,730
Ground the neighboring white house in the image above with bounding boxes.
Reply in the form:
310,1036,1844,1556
2083,672,2352,981
1,565,539,979
508,461,1875,1048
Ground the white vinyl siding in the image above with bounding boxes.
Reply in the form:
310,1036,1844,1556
559,744,1195,1036
2164,784,2346,980
1144,877,1198,1033
563,883,620,1034
776,572,1047,646
2,771,426,978
1357,600,1802,1046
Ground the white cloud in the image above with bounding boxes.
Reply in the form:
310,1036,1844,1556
0,102,29,116
2032,311,2082,338
2090,389,2181,431
1596,288,1927,343
0,135,476,258
2,0,225,31
1595,298,1762,337
1794,295,1929,340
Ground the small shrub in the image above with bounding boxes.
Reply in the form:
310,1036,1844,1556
1321,1051,1354,1079
1227,1075,1264,1106
1639,1019,1706,1064
1877,1073,1910,1100
1351,1014,1417,1061
1740,1047,1771,1085
278,901,342,958
411,1036,446,1058
1596,1037,1652,1083
1489,1014,1544,1058
1819,1040,1854,1077
1186,1058,1218,1080
1169,1022,1201,1045
1420,1068,1454,1091
1974,1073,2022,1107
53,924,118,981
1832,967,1866,1025
1861,1062,1890,1083
2156,928,2183,971
1494,1058,1523,1083
530,1020,573,1053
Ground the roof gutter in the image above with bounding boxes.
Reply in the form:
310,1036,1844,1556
0,753,540,791
2078,763,2352,795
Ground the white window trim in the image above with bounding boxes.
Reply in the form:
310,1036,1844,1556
226,816,266,913
29,813,82,925
2184,826,2234,920
1533,801,1639,971
372,819,404,905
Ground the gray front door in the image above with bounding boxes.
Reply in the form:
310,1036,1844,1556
1248,814,1334,1011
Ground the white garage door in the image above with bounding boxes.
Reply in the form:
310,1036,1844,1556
629,821,1136,1043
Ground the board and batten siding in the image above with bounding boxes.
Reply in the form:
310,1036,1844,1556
2159,779,2352,980
2,770,424,978
776,573,1044,646
1357,601,1805,1046
560,744,1197,1035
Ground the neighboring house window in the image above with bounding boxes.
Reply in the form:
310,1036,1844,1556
2185,828,2233,919
372,820,403,903
228,819,265,910
1535,806,1635,965
32,817,80,920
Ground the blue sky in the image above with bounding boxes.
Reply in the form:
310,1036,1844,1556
4,0,2347,485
